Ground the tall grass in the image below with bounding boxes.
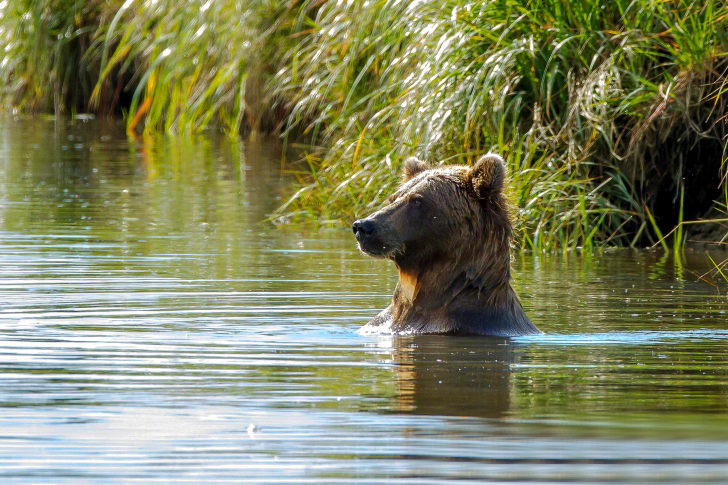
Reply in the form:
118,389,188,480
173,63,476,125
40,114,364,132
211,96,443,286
2,0,728,250
92,0,295,134
275,0,728,250
0,0,111,114
0,0,294,134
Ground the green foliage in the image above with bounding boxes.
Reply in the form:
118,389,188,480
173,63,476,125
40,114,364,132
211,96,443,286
92,0,294,134
0,0,111,113
0,0,294,134
275,0,728,250
3,0,728,250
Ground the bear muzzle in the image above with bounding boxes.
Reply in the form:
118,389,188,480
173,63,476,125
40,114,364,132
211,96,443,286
352,218,389,256
352,219,375,240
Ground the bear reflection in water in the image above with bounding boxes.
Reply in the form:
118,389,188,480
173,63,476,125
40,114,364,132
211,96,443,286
353,154,540,336
387,336,517,418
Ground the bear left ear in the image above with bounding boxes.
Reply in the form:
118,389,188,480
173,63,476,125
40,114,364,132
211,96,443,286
468,154,507,199
402,157,430,182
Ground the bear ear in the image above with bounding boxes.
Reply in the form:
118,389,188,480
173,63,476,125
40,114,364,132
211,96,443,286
402,157,430,182
468,154,507,199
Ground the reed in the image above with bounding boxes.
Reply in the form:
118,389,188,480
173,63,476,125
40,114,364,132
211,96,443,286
0,0,294,134
3,1,728,250
93,0,297,134
0,0,111,114
275,0,728,250
707,254,728,285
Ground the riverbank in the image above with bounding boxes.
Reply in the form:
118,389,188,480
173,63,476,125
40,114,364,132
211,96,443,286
1,0,727,250
0,0,294,134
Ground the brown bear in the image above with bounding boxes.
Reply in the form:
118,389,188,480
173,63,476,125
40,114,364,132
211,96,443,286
352,154,540,336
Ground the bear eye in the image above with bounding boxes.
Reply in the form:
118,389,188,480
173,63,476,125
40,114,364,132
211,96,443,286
410,196,423,207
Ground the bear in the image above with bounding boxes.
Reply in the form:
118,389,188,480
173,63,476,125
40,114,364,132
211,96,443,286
352,154,540,336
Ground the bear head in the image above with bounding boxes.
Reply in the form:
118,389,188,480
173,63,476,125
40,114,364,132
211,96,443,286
352,154,512,285
353,153,538,336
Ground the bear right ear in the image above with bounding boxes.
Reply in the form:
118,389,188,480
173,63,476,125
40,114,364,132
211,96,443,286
468,154,507,199
402,157,430,182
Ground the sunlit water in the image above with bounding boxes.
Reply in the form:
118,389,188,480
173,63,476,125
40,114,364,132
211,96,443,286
2,118,728,483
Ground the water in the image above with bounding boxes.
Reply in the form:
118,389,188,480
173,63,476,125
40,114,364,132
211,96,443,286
1,118,728,483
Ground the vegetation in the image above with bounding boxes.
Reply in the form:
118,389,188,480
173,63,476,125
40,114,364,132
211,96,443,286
0,0,292,133
276,0,728,250
2,0,728,250
0,0,110,114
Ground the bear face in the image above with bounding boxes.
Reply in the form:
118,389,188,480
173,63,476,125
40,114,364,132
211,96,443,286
354,154,508,255
352,154,539,336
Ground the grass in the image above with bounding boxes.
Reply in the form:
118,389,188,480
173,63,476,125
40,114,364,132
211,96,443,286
0,0,110,114
707,254,728,285
2,0,728,250
274,0,728,250
0,0,295,134
92,0,296,135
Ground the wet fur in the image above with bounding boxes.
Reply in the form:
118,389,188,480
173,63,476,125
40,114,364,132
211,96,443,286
356,154,540,336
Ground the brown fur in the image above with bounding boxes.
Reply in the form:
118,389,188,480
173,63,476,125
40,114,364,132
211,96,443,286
353,154,540,336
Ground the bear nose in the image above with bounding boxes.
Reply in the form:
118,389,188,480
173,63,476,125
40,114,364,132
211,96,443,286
352,219,375,238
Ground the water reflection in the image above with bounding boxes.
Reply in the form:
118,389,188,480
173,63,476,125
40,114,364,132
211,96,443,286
2,117,728,482
382,336,515,418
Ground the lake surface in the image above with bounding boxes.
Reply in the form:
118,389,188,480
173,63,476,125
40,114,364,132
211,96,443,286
2,117,728,483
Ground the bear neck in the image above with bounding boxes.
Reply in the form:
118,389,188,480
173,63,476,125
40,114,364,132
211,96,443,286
387,224,537,335
394,252,512,309
390,257,531,336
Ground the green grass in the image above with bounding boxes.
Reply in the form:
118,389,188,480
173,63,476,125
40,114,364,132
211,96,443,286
92,0,296,134
0,0,110,114
0,0,294,134
2,0,728,250
274,0,728,250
